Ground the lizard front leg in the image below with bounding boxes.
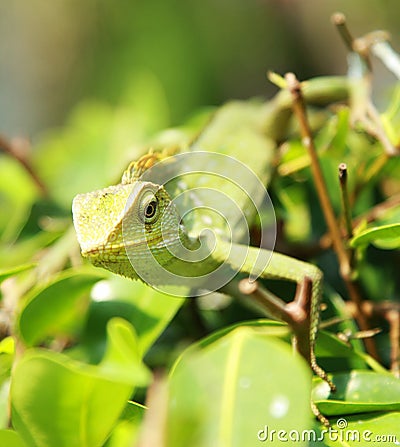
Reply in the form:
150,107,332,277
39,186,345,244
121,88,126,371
216,243,335,385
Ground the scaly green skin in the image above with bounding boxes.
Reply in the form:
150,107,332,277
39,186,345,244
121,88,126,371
72,76,349,384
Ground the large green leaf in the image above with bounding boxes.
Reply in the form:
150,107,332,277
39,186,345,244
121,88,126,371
317,412,400,447
0,430,27,447
314,332,386,373
166,326,313,447
0,264,35,284
17,269,105,347
11,318,150,447
313,370,400,416
171,318,379,373
82,275,185,359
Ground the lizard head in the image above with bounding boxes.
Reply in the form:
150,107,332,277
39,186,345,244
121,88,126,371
72,180,187,281
72,148,272,292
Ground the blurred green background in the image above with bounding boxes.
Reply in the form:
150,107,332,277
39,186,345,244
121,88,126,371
1,0,400,139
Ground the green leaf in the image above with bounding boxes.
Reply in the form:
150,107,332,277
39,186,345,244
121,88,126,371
104,401,146,447
0,231,59,270
350,223,400,249
171,318,382,374
82,275,184,359
320,412,400,447
277,183,311,242
313,370,400,416
176,319,291,355
17,269,105,347
0,430,27,447
11,318,150,447
315,107,350,158
0,264,35,283
0,156,38,244
96,318,148,384
0,338,14,428
382,82,400,145
167,327,313,447
119,400,146,424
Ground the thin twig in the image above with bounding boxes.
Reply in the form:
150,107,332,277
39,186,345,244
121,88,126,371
338,163,353,240
331,13,354,52
346,300,400,316
285,73,351,277
353,193,400,226
333,14,397,156
318,193,400,251
346,301,400,376
338,163,356,272
344,277,378,358
285,72,379,359
336,327,382,345
332,12,371,70
0,134,49,197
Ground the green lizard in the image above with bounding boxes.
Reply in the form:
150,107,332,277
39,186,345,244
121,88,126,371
72,76,349,422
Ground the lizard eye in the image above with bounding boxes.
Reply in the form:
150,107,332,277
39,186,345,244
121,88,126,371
145,200,157,219
140,195,159,224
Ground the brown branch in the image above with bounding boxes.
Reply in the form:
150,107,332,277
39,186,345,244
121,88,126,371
238,279,290,324
331,12,354,52
285,72,379,360
239,278,333,426
239,277,312,363
346,300,400,375
353,193,400,226
0,134,49,198
135,371,167,447
317,193,400,252
387,310,400,377
332,14,397,156
338,163,356,272
346,300,400,316
285,73,351,277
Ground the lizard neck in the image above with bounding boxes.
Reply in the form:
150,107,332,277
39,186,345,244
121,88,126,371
144,227,226,289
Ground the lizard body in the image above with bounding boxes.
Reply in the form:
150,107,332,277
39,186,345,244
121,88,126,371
72,77,349,398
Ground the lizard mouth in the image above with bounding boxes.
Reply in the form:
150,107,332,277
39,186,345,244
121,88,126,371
81,234,167,260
